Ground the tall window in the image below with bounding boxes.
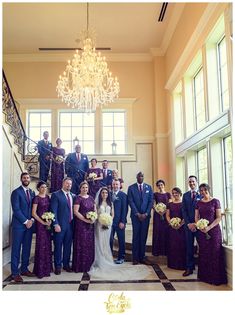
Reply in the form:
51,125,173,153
102,111,126,154
193,68,206,130
173,93,184,145
27,111,51,153
197,147,208,183
223,136,232,209
218,36,229,111
59,112,95,154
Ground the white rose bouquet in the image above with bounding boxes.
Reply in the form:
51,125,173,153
86,211,98,222
154,202,166,220
196,218,211,240
169,217,182,228
41,211,55,230
55,155,64,164
98,213,113,230
88,172,97,180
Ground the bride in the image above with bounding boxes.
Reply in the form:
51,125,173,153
88,187,150,281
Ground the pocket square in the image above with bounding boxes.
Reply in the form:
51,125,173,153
146,190,149,193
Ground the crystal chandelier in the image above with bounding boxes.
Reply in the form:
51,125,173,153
56,3,120,112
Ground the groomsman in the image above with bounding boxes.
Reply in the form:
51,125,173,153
65,144,89,194
110,179,128,264
101,159,113,189
51,177,75,274
182,175,201,276
37,131,53,182
10,172,35,282
127,172,153,265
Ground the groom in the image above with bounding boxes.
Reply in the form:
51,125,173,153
110,179,128,264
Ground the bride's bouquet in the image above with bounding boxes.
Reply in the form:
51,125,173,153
86,211,98,222
41,211,55,230
154,202,166,220
88,172,97,180
169,217,181,228
196,218,211,240
98,213,113,230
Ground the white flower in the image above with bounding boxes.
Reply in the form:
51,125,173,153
86,211,97,222
170,217,181,228
196,218,209,230
154,202,166,214
98,213,113,227
41,212,55,222
88,172,97,180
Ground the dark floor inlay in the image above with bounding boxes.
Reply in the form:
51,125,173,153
162,282,176,291
81,272,90,281
90,279,161,284
78,283,89,291
152,264,168,280
5,280,81,285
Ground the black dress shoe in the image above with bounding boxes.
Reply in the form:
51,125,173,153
63,266,72,272
140,258,152,265
132,260,139,265
54,268,61,275
182,269,193,276
21,271,35,277
12,275,23,283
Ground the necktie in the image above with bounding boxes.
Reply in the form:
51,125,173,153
192,191,196,200
66,193,72,223
139,185,143,193
77,154,80,162
103,169,107,178
26,190,30,204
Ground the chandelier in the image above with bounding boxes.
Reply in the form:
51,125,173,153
56,3,120,112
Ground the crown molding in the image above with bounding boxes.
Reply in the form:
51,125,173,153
3,53,153,63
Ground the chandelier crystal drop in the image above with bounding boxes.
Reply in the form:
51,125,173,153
56,5,120,112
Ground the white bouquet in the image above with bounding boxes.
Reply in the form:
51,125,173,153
86,211,98,222
88,172,97,180
169,217,181,228
41,211,55,222
98,213,113,229
196,218,211,240
55,155,64,164
154,202,166,220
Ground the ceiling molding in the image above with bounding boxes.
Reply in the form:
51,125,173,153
3,53,153,63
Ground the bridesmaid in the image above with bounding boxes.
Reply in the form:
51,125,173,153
166,187,186,270
50,138,65,193
195,183,227,285
152,179,171,256
86,158,103,199
72,181,96,272
32,181,52,278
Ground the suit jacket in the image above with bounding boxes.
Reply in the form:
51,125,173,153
112,191,128,225
51,190,75,230
127,183,153,217
11,186,35,229
182,190,201,225
65,152,89,180
37,139,53,161
102,169,113,187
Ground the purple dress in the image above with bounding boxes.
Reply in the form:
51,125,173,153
196,199,227,285
50,147,65,193
72,195,95,272
152,192,171,256
167,202,186,270
33,195,52,278
87,168,102,199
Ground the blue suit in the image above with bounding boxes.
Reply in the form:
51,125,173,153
37,139,53,182
182,190,201,270
110,191,128,260
51,190,75,269
65,153,89,194
127,183,153,262
102,169,113,188
11,186,35,276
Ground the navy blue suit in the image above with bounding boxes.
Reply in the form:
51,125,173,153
51,190,75,269
11,186,35,276
37,139,53,182
102,169,113,188
182,190,201,270
110,191,128,260
65,153,89,194
128,183,153,262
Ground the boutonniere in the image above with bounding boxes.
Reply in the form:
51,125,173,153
146,190,149,193
195,194,201,201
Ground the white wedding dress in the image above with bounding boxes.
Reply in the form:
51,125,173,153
88,203,150,281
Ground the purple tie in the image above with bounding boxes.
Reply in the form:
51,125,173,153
139,185,143,193
192,191,196,200
66,193,72,223
26,190,30,204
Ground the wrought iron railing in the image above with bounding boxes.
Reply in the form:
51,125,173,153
2,70,26,159
221,209,233,246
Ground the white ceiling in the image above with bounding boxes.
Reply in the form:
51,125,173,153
3,2,184,56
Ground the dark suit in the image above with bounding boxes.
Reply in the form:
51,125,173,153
37,139,53,182
51,190,75,269
127,183,153,262
182,190,201,270
65,153,89,194
10,186,35,276
110,191,128,260
102,169,113,188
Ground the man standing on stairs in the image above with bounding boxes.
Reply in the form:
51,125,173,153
127,172,153,265
10,172,35,283
37,131,52,183
110,179,128,264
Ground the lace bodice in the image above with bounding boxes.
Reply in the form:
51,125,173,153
98,204,112,215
